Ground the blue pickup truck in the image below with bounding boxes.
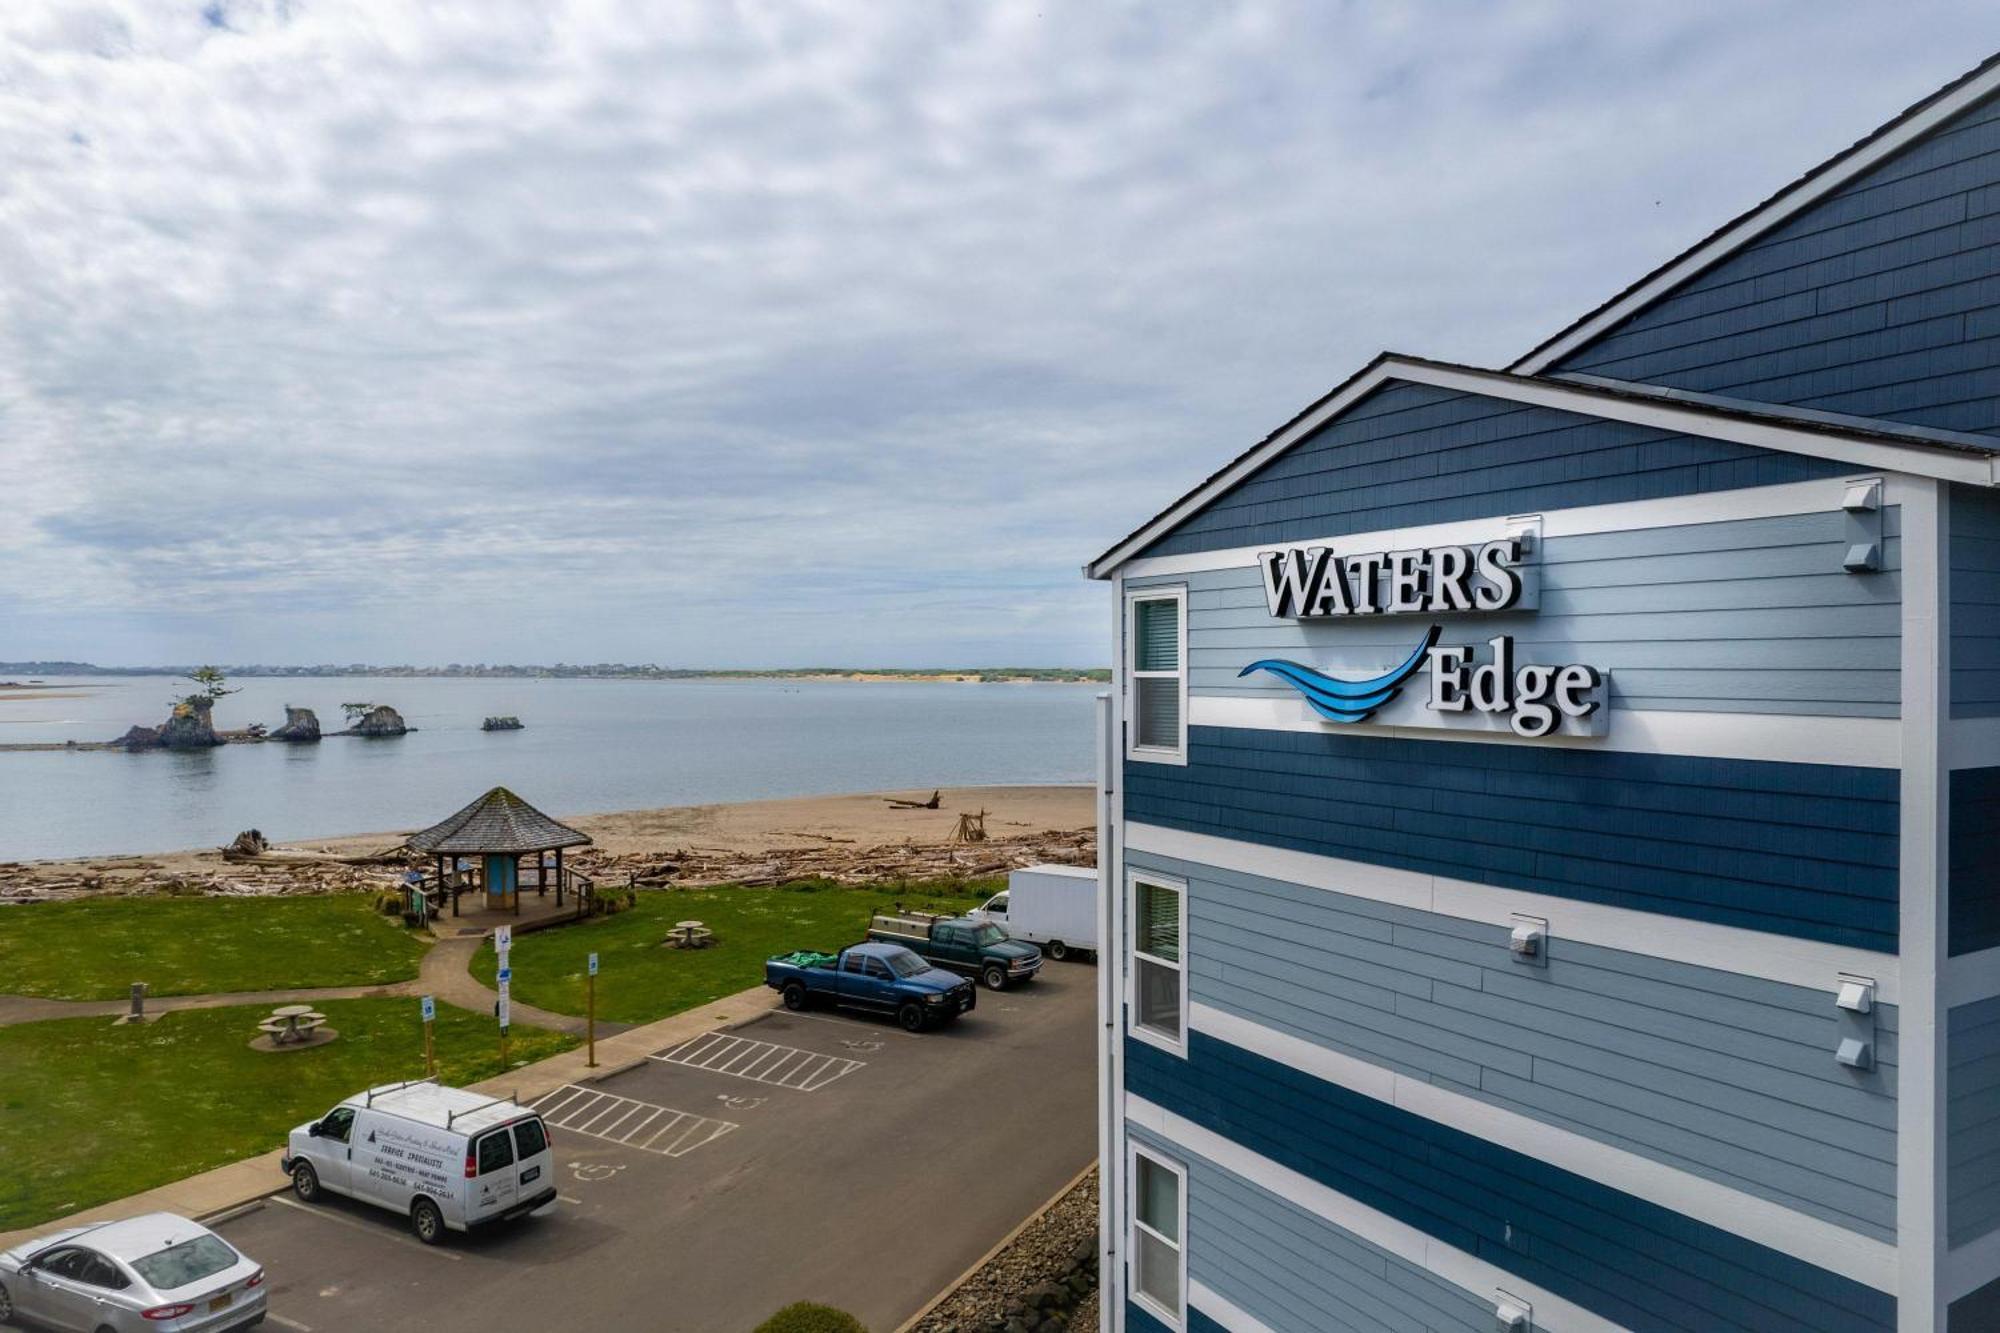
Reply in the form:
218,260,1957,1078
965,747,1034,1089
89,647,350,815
764,941,977,1032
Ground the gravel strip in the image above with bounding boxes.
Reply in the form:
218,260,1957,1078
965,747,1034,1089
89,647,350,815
910,1167,1099,1333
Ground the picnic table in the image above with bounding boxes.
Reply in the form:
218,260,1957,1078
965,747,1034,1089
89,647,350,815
668,919,714,949
258,1004,329,1045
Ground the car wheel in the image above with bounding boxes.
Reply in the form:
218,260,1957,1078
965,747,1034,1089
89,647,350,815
1046,939,1068,961
291,1160,320,1203
782,981,809,1011
897,1000,928,1033
0,1280,12,1322
982,963,1007,990
411,1196,445,1245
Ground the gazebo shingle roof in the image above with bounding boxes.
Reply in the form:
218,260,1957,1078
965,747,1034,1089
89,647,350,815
406,786,592,855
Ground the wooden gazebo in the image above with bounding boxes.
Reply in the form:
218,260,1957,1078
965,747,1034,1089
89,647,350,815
407,786,593,917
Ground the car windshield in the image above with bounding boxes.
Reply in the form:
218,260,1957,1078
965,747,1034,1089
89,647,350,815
883,949,928,978
975,924,1008,946
130,1235,238,1291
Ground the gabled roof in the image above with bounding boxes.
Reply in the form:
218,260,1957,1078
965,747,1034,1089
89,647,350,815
407,786,592,855
1085,352,2000,580
1509,51,2000,375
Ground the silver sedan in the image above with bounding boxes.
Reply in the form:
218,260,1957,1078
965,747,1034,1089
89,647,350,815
0,1212,265,1332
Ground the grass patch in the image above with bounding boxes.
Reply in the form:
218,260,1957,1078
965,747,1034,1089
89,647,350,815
470,878,997,1025
0,998,576,1232
0,894,428,1000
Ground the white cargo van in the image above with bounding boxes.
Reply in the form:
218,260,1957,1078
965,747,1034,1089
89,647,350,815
970,863,1099,960
282,1079,556,1245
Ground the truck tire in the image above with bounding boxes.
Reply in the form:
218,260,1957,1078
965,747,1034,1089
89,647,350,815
782,980,810,1011
410,1196,445,1246
291,1160,321,1203
1046,939,1069,961
898,1000,929,1033
982,962,1008,991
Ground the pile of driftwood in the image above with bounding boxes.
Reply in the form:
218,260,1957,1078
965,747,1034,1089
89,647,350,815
580,825,1094,890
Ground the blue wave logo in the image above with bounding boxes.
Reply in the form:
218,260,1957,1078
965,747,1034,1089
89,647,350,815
1238,626,1442,724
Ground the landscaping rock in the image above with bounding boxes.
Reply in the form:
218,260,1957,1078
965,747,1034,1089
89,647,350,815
911,1168,1098,1333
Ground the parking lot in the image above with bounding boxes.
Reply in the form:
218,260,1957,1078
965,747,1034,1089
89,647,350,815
44,965,1094,1333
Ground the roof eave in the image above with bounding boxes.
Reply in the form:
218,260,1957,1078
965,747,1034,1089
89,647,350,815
1085,353,2000,579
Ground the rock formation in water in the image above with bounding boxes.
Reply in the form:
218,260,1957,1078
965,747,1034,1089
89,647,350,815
344,703,409,736
112,724,162,751
270,706,322,742
481,715,524,731
157,697,224,750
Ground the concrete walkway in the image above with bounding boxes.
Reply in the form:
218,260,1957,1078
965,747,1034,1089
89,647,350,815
415,934,632,1038
0,982,416,1028
0,982,778,1252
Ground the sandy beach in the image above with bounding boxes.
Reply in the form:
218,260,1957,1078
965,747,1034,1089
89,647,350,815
0,785,1097,901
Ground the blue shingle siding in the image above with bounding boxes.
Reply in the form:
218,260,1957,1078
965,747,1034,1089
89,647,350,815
1139,505,1905,718
1949,995,2000,1246
1131,849,1899,1239
1952,484,2000,717
1125,726,1901,950
1950,766,2000,956
1126,1035,1895,1332
1554,92,2000,435
1136,381,1854,560
1129,1125,1497,1333
1950,1272,2000,1331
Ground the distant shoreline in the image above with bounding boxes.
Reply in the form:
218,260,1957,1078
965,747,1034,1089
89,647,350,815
0,664,1110,684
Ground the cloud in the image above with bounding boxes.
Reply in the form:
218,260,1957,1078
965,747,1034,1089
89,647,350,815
0,1,1994,665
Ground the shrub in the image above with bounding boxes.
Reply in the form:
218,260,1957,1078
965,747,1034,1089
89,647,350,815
752,1304,865,1333
375,891,405,917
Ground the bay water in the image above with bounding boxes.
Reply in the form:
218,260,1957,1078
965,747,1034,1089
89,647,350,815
0,675,1099,862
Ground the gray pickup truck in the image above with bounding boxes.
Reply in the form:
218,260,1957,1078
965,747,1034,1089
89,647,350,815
867,912,1043,990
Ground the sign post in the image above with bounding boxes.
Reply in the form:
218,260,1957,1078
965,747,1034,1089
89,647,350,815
420,994,436,1077
495,926,513,1068
587,952,599,1068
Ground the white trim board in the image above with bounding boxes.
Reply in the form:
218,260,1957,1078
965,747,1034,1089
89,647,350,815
1944,1221,2000,1304
1085,354,1996,579
1186,1283,1278,1333
1943,948,2000,1010
1124,821,1903,1004
1947,716,2000,770
1189,694,1903,770
1510,61,2000,375
1126,1096,1627,1332
1186,1003,1898,1290
1118,472,1917,581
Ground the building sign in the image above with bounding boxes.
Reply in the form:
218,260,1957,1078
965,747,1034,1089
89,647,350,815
1245,533,1607,739
1260,537,1537,618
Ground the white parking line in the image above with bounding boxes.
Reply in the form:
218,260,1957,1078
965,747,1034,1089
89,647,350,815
649,1032,865,1091
266,1194,462,1260
531,1084,738,1158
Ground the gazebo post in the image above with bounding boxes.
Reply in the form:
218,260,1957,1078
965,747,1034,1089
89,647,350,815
512,854,521,916
554,846,565,908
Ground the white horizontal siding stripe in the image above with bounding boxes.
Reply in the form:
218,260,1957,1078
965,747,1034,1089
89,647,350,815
1125,821,1903,1004
1947,716,2000,769
1186,1281,1280,1333
1189,693,1902,769
1125,1096,1625,1333
1943,1220,2000,1303
1188,1003,1898,1292
1944,949,2000,1009
1120,474,1917,580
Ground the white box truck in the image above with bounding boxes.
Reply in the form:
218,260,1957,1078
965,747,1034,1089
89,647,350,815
969,863,1099,961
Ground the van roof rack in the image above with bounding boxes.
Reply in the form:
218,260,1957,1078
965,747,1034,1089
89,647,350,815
363,1076,438,1106
446,1091,522,1129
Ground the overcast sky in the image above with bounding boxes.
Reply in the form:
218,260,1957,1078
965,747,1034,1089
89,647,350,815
3,3,1996,668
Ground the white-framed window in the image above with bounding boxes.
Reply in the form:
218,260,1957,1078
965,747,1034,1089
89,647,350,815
1128,872,1187,1056
1129,1144,1187,1327
1126,586,1187,763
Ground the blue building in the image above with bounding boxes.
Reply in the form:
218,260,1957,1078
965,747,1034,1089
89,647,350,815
1087,54,2000,1333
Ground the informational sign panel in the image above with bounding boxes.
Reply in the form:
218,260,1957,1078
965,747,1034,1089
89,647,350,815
494,925,512,956
588,952,599,977
497,985,510,1032
420,995,436,1023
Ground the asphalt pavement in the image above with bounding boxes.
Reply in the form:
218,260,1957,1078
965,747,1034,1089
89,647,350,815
195,964,1095,1333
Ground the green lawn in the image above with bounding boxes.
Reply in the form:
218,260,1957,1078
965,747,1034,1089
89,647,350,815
469,880,995,1024
0,998,576,1231
0,893,427,1000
